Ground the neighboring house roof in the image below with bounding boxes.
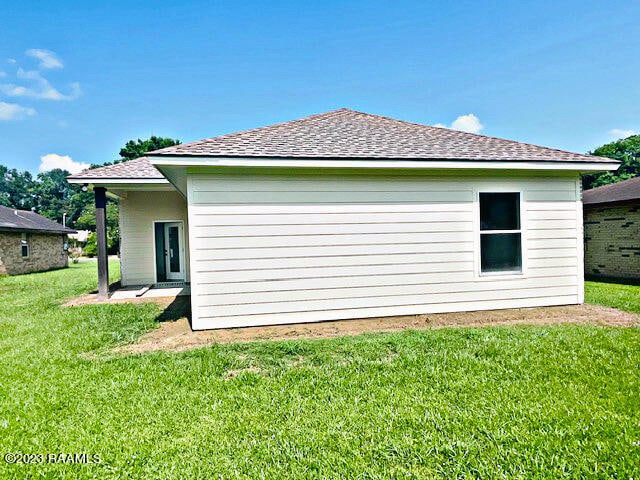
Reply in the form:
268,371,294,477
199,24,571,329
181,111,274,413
67,157,165,181
583,176,640,206
0,205,76,234
148,108,616,164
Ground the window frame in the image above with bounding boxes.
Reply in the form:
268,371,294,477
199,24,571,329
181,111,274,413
21,233,30,259
474,189,526,278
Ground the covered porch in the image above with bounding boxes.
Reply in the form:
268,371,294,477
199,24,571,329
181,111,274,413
63,276,190,305
67,157,189,299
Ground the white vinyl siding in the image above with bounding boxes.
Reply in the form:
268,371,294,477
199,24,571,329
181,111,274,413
119,191,189,286
187,173,581,329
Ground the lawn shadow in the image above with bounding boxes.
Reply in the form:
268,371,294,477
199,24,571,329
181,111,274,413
88,280,122,294
155,295,191,324
585,275,640,286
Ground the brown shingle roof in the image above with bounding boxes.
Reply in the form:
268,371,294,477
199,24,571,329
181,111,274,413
68,157,164,180
583,176,640,205
0,205,76,234
149,108,617,164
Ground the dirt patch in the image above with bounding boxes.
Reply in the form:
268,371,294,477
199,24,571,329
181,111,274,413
63,294,178,308
114,304,639,355
223,366,262,379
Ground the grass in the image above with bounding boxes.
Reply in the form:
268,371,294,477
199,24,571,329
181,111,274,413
0,262,638,479
586,280,640,314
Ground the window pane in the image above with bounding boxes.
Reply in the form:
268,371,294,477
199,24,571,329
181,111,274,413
21,245,28,257
481,233,522,272
168,226,180,273
480,192,520,231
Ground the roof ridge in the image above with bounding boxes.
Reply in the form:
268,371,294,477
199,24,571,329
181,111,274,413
149,109,351,155
148,108,616,163
0,205,32,214
341,109,615,163
0,204,75,233
74,109,622,169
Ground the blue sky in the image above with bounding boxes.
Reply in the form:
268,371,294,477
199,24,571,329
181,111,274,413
1,0,638,174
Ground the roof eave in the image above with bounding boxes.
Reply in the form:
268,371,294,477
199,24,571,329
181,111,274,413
147,155,620,172
0,226,76,235
583,197,640,207
66,177,170,185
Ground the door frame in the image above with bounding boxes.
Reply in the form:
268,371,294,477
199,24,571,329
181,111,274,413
152,220,186,283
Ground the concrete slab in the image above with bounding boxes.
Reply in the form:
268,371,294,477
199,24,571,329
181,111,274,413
64,284,190,305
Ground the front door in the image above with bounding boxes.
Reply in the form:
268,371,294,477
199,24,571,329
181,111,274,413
163,222,184,281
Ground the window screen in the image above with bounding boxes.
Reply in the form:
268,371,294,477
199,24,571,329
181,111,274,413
21,233,29,258
479,193,522,273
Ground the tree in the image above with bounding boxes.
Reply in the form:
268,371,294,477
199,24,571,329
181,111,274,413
34,169,74,223
0,165,91,226
76,203,119,254
90,136,181,168
0,166,36,210
582,135,640,190
119,136,181,161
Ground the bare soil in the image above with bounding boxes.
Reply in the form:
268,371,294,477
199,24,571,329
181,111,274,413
114,304,639,354
63,293,178,307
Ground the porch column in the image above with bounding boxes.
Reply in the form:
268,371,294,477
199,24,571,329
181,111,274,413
95,187,109,299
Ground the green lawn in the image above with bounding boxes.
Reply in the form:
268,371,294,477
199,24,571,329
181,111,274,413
0,262,639,479
586,280,640,314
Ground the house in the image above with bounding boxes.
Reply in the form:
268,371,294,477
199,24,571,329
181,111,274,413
67,109,618,329
67,229,91,254
0,205,75,275
583,176,640,280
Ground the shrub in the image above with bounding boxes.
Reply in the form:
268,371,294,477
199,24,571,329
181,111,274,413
83,232,97,257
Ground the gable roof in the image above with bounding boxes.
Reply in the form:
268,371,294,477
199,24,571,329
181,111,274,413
583,176,640,205
148,108,617,164
67,157,165,181
0,205,76,234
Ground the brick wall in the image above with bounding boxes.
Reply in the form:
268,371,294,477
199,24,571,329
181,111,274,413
0,232,68,275
584,202,640,280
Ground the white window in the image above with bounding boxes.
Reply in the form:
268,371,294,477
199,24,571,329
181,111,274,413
21,233,30,258
479,192,522,274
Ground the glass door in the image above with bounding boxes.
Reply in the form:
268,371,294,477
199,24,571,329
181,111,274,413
163,222,184,281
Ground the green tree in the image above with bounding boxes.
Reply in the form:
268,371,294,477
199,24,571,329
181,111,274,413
90,136,180,168
0,166,36,210
34,169,74,223
119,136,181,161
82,232,97,257
75,203,120,254
583,135,640,190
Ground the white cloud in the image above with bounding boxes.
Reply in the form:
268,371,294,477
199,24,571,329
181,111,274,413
0,68,81,101
39,154,89,174
433,113,484,134
0,101,36,120
7,58,16,64
25,49,63,69
609,128,636,139
0,71,6,78
451,114,484,134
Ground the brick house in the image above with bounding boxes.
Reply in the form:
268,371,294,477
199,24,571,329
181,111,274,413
0,205,76,275
583,176,640,281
